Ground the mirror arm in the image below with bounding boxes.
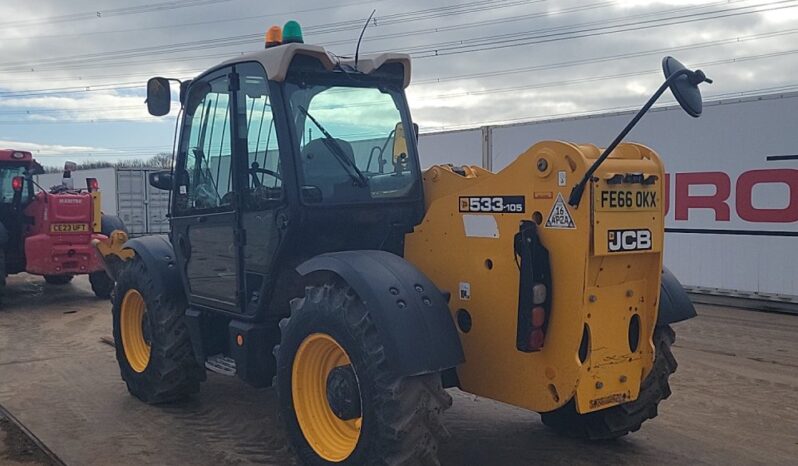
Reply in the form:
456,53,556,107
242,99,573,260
567,68,691,208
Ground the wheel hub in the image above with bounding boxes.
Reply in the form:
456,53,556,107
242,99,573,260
291,333,362,462
326,365,362,421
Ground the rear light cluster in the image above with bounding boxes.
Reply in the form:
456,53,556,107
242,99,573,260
11,176,23,192
527,284,548,350
514,221,552,353
86,178,99,192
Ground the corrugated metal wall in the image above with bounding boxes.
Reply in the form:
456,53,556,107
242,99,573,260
115,168,170,236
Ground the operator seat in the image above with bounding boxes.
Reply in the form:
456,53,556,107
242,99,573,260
301,138,357,200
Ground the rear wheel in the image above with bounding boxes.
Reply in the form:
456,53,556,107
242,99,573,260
44,274,74,285
276,282,451,465
112,256,203,403
89,271,114,298
540,326,677,440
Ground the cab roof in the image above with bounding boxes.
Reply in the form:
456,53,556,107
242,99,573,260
0,150,33,162
215,43,412,88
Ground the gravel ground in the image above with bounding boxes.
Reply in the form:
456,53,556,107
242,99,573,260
0,274,796,465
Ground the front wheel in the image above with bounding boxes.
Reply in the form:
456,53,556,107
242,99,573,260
44,274,74,285
540,326,677,440
275,282,451,465
112,256,203,403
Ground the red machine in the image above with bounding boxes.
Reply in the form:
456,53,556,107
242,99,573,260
0,149,126,301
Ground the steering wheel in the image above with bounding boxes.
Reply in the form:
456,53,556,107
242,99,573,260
249,161,281,187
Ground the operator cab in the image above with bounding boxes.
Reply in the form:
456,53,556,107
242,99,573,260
146,23,425,325
0,150,39,274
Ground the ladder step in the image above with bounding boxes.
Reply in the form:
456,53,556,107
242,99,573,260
205,353,237,376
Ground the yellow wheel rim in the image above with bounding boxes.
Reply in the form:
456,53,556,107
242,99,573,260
120,289,151,373
292,333,362,462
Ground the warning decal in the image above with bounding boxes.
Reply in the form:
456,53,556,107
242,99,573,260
545,193,576,229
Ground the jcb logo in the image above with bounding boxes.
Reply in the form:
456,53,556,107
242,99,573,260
608,229,652,252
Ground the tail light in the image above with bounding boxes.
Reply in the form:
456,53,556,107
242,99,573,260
11,176,23,192
86,178,99,192
514,221,552,352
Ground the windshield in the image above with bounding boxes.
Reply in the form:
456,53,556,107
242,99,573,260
285,79,418,204
0,165,28,203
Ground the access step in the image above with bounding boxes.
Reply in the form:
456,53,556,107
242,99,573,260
205,354,237,376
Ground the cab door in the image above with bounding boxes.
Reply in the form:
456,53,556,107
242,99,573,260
233,62,289,317
171,66,243,312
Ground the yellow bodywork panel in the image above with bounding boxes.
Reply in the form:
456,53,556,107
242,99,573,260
91,191,102,233
404,140,664,414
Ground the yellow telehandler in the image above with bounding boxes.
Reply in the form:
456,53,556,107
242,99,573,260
96,20,709,465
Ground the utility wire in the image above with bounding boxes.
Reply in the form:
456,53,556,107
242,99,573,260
2,48,796,120
0,0,235,28
3,25,796,99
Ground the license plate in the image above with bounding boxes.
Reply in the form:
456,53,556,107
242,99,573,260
595,187,658,211
50,223,89,233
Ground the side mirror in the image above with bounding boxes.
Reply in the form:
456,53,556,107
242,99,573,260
568,56,711,208
662,56,712,118
147,77,172,116
29,161,45,175
148,170,173,191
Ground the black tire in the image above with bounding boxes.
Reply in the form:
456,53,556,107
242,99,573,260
276,282,452,466
95,214,127,299
101,214,127,236
89,271,114,299
112,255,203,403
540,326,677,440
44,274,74,285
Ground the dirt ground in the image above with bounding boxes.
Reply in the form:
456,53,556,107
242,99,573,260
0,413,56,465
0,274,796,465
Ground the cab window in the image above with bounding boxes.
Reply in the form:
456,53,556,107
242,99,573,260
285,80,418,204
175,67,234,214
236,62,282,210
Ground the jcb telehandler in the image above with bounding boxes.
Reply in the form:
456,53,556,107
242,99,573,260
97,21,708,465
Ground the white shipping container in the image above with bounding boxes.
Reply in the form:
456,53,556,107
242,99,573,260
418,92,798,302
116,168,170,236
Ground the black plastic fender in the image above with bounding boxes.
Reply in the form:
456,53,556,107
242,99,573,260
297,250,465,378
124,235,185,305
657,267,697,326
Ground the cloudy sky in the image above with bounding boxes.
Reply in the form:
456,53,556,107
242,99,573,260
0,0,796,167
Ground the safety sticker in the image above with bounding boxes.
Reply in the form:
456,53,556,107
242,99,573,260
558,171,567,187
545,193,576,229
459,282,471,301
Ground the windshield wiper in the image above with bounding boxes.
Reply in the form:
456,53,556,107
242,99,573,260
298,105,368,187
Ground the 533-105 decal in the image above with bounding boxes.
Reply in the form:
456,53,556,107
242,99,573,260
459,196,526,213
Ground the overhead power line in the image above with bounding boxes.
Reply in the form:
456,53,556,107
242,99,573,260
1,0,792,79
1,26,796,101
0,0,391,41
0,0,235,28
0,1,794,98
0,0,533,72
1,47,796,121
